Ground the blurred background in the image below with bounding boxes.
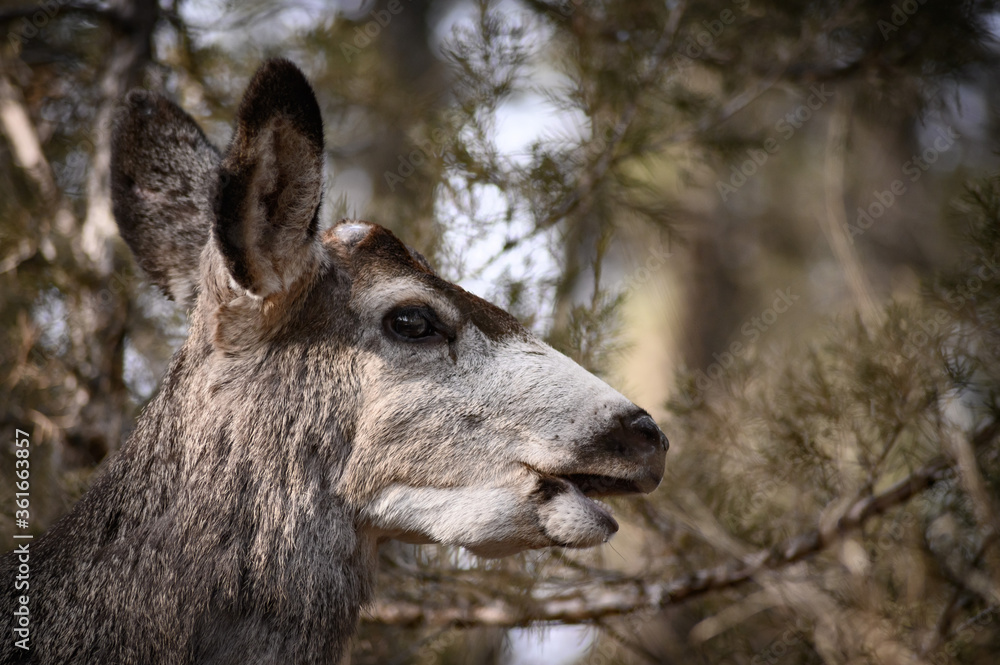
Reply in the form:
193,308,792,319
3,0,1000,662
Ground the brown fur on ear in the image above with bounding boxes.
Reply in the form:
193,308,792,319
111,90,220,308
214,58,326,299
204,248,322,354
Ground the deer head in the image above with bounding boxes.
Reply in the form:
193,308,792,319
110,59,667,561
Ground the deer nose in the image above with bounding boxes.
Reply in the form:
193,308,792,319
609,410,668,493
623,412,670,453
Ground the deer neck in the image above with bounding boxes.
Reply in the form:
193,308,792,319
32,322,375,662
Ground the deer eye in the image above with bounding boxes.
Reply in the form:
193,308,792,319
385,306,445,342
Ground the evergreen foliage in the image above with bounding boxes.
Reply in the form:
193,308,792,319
2,0,1000,662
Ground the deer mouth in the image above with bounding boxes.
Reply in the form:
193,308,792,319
527,466,655,548
559,473,647,497
552,473,649,537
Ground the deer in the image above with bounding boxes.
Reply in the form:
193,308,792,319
1,59,667,664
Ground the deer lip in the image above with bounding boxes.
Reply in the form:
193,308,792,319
558,473,645,497
525,466,625,542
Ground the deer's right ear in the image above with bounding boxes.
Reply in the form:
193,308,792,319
111,91,220,308
212,59,326,301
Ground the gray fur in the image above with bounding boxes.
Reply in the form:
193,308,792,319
2,59,667,664
110,89,219,308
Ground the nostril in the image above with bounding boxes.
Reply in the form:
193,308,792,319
624,412,669,452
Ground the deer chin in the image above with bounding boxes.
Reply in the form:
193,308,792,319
536,480,619,549
530,471,642,549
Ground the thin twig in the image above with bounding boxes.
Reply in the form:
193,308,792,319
818,88,884,330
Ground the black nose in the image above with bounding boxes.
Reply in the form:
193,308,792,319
624,412,669,453
602,409,668,493
572,410,668,495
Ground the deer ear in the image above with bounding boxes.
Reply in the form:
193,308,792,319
111,91,220,308
214,58,325,299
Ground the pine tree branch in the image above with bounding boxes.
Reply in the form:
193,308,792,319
363,420,1000,628
534,3,686,231
2,0,156,462
469,0,689,277
0,70,58,199
0,66,73,272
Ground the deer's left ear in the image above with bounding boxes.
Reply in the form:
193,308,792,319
214,58,325,299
